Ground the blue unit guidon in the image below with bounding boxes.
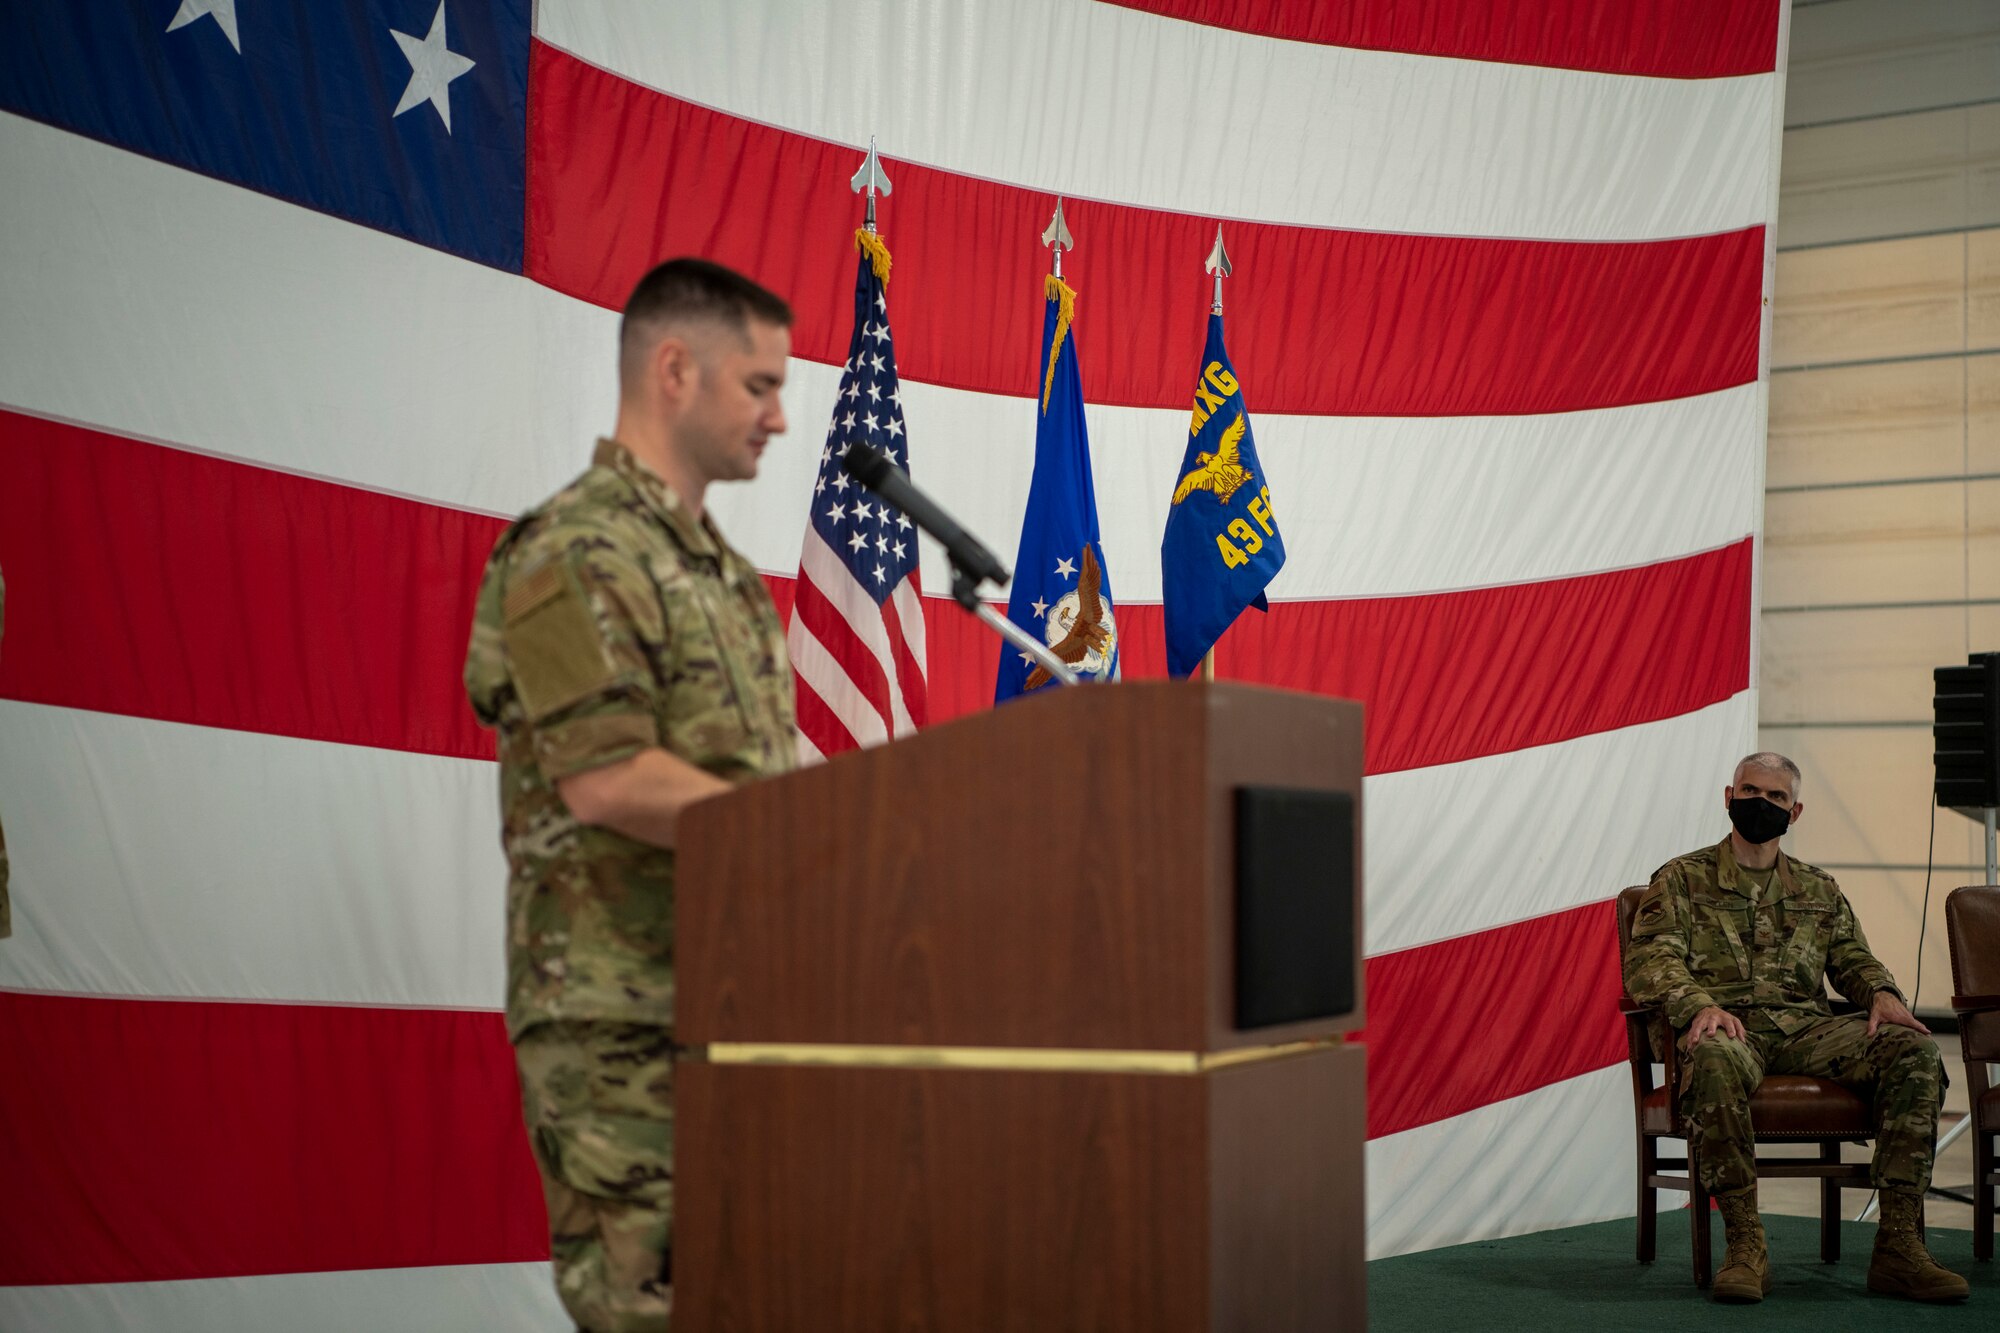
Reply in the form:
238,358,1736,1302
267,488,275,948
1161,313,1286,677
0,0,529,272
995,277,1119,703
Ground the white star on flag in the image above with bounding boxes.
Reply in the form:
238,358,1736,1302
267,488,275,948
1055,556,1077,578
391,2,477,133
166,0,240,53
1031,597,1049,618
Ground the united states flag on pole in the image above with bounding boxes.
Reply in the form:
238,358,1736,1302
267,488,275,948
786,231,929,759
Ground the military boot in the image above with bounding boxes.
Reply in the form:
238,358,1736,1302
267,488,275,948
1867,1189,1970,1302
1711,1188,1771,1303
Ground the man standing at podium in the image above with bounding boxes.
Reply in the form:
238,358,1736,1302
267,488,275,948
464,259,800,1332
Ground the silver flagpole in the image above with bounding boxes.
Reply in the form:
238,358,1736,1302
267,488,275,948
1041,197,1073,280
850,135,891,234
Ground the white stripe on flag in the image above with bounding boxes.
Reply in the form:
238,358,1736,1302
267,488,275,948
890,576,928,673
1,109,1761,606
0,1262,567,1333
0,693,1751,1010
0,700,505,1011
798,527,918,736
786,610,892,751
1367,1066,1631,1259
535,0,1774,241
1365,691,1756,958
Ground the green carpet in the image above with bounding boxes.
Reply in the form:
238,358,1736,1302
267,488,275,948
1369,1212,1996,1330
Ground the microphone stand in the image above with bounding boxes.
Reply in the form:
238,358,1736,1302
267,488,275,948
840,442,1080,688
949,563,1080,689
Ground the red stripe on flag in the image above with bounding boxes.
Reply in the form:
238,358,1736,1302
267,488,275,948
0,414,1747,773
1099,0,1782,79
794,675,862,757
0,991,546,1285
0,905,1627,1283
916,540,1753,774
1356,899,1628,1139
792,570,897,733
0,410,500,760
524,43,1763,419
1212,538,1755,774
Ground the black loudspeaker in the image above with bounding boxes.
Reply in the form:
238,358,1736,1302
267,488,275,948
1234,786,1355,1029
1933,652,2000,811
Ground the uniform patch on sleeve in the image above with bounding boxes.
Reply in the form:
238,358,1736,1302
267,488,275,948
504,557,629,722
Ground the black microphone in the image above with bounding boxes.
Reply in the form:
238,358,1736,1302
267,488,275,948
840,443,1010,588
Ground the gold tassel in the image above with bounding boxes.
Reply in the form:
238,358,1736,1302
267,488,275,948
854,229,893,283
1041,275,1077,414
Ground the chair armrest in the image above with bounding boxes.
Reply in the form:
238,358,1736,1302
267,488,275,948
1618,993,1650,1016
1951,993,2000,1014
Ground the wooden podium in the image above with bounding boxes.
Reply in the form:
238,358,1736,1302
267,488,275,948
675,680,1365,1331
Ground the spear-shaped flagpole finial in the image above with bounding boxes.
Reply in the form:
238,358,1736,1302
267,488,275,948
1204,224,1232,315
851,135,893,234
1041,197,1075,280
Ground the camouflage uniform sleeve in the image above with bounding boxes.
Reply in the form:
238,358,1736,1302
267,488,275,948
1824,887,1902,1010
495,529,665,779
1624,860,1721,1030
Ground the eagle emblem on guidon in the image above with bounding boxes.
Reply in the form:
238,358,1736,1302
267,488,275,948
1172,411,1253,506
1028,544,1117,689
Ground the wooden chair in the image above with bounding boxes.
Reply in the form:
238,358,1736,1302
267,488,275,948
1945,884,2000,1261
1616,885,1875,1288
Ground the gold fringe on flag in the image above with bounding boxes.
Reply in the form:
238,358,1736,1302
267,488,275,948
854,228,893,283
1041,274,1077,414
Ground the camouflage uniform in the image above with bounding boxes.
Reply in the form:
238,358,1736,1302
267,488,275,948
465,439,796,1333
1625,836,1943,1196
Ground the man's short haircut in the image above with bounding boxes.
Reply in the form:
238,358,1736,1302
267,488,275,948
619,257,793,380
1734,751,1803,794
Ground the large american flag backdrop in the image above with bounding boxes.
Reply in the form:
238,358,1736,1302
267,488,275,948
0,2,1785,1328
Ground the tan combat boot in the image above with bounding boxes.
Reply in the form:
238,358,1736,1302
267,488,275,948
1712,1188,1772,1303
1867,1189,1970,1302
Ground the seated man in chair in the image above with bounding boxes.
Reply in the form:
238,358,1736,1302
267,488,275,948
1625,751,1968,1305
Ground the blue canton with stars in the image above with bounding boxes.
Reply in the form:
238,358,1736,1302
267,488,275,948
0,0,529,272
812,247,918,605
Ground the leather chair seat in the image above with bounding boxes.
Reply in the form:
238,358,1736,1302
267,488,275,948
1640,1075,1871,1138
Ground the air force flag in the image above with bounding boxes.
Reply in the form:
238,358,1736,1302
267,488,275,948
995,277,1119,701
1161,314,1285,677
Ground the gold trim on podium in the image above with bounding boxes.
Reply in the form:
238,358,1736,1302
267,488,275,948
698,1039,1329,1075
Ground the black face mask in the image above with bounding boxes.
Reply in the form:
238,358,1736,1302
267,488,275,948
1728,795,1792,845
